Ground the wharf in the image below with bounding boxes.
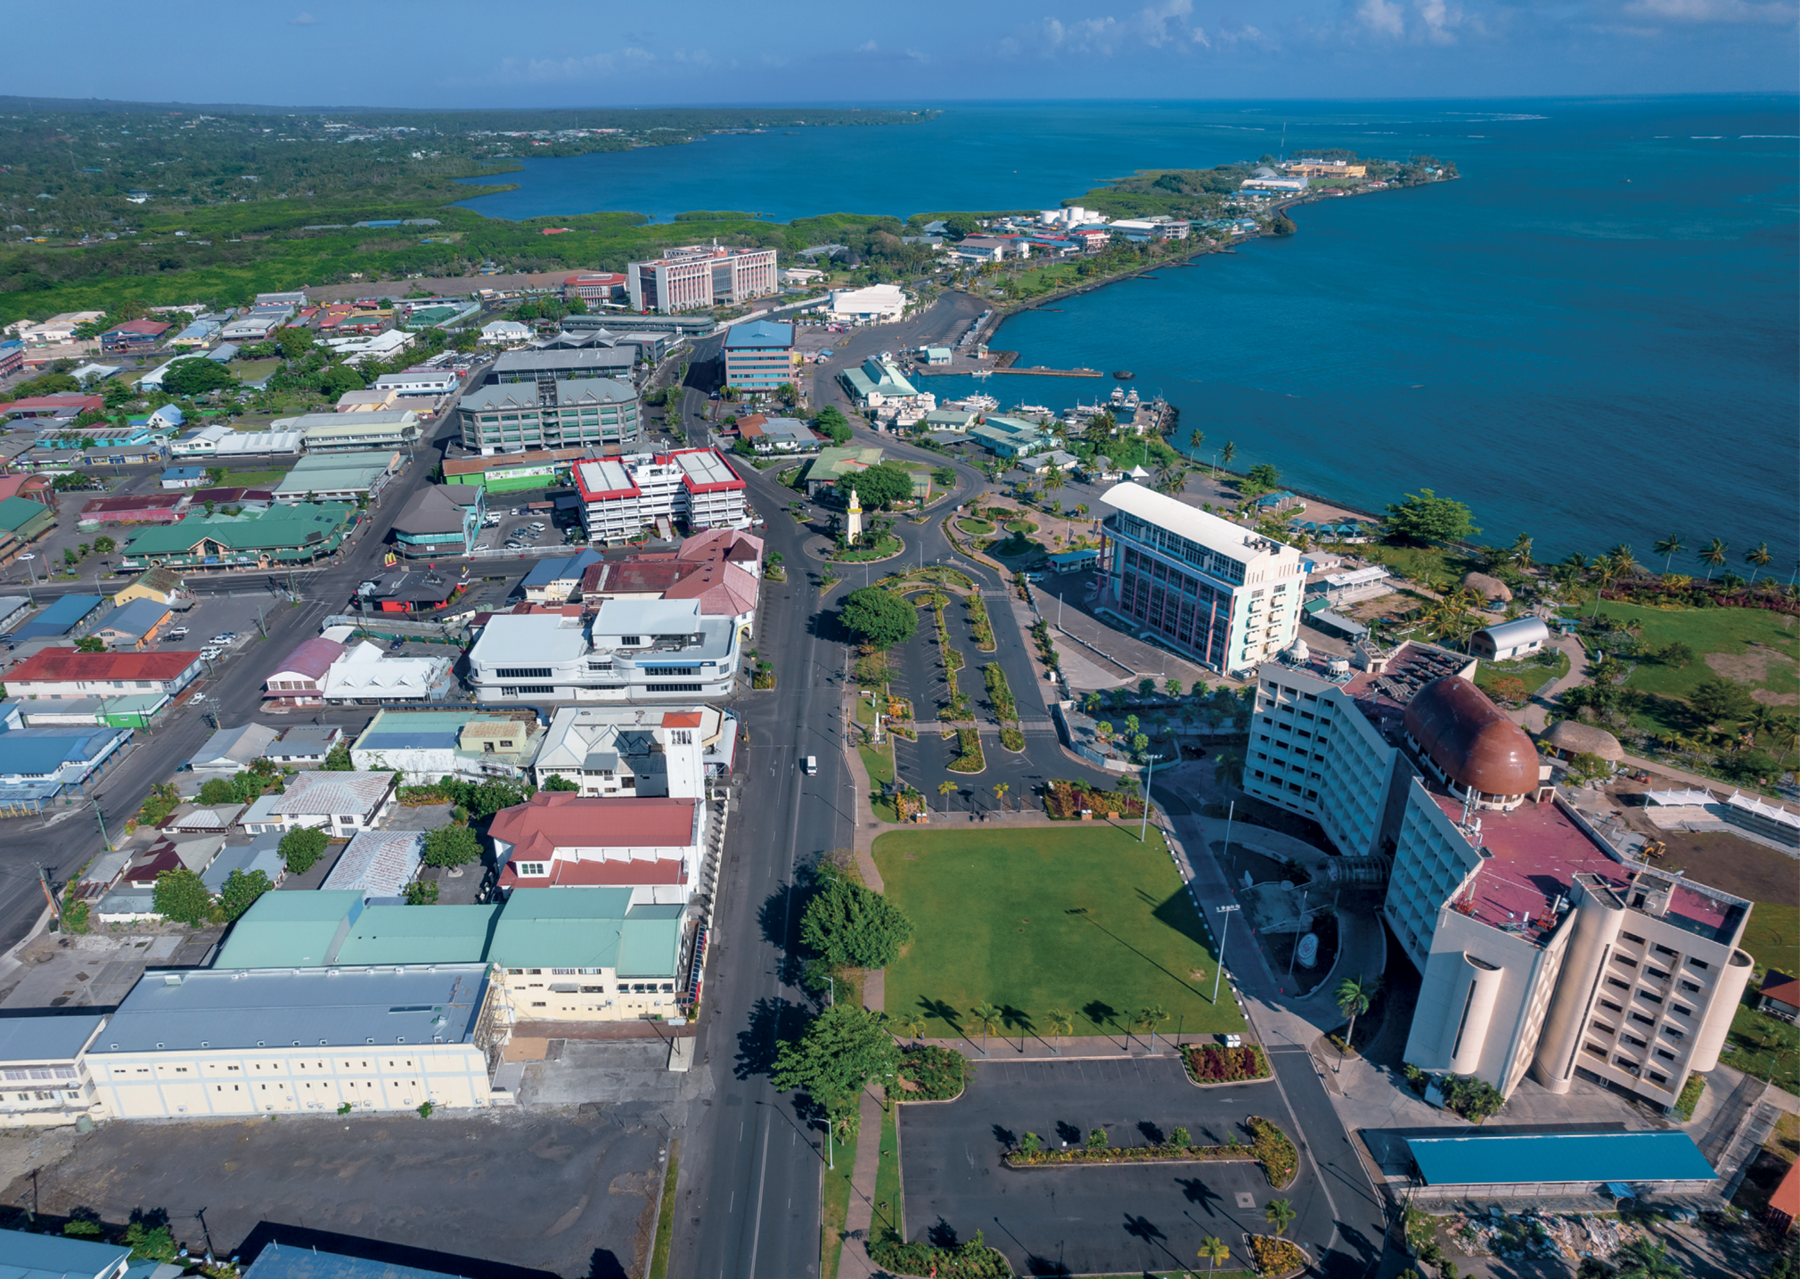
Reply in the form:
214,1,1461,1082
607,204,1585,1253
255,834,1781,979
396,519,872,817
990,366,1103,378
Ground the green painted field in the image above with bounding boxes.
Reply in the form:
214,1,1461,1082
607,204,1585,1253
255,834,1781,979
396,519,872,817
875,825,1244,1040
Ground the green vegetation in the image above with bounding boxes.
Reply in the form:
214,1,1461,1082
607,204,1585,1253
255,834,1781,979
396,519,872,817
649,1141,682,1279
1384,488,1480,544
773,1003,899,1118
278,826,330,875
1473,650,1568,702
875,826,1244,1039
832,532,903,563
957,517,995,535
1730,1000,1800,1093
1673,1073,1706,1122
422,823,482,871
841,585,918,650
838,460,918,510
820,1121,857,1279
946,728,985,773
801,870,915,971
1594,601,1799,705
218,468,289,488
151,867,212,926
873,1104,903,1256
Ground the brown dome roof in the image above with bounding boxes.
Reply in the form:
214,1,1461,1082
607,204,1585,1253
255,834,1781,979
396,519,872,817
1404,676,1539,797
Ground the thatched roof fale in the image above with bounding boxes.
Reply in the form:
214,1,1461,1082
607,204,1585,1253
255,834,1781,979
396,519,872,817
1463,571,1513,602
1543,720,1625,761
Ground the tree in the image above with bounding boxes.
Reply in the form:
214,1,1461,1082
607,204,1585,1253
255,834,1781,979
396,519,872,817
74,635,106,653
840,586,918,650
1384,488,1479,544
1270,212,1297,236
319,741,353,771
275,326,316,359
800,870,914,970
1166,678,1182,696
153,867,213,926
405,880,440,905
542,774,581,792
1612,1239,1683,1279
279,826,330,875
1189,428,1206,452
1045,1007,1075,1050
1746,541,1775,582
93,535,116,554
1218,441,1237,472
163,359,239,397
771,1003,900,1110
970,1001,1004,1052
1335,974,1379,1062
1264,1198,1297,1238
937,780,957,813
1199,1236,1231,1272
422,823,482,873
1245,462,1281,491
1654,534,1685,574
813,405,852,444
889,1011,927,1044
1690,677,1756,729
1700,537,1728,579
217,868,273,922
839,460,915,509
992,782,1009,811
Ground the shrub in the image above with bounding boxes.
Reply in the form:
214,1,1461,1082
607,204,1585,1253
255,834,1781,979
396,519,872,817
1183,1043,1270,1084
1248,1235,1307,1277
892,1046,972,1101
1674,1073,1705,1122
1248,1116,1298,1188
947,728,985,773
1043,778,1145,819
868,1228,1012,1278
1439,1072,1506,1123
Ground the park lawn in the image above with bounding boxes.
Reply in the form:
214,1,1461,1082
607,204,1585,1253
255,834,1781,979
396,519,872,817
1359,542,1476,588
219,468,290,488
229,358,283,383
820,1122,860,1279
873,1104,904,1248
1740,901,1799,980
1473,650,1569,700
875,824,1244,1040
1727,1003,1800,1094
1596,601,1799,703
860,742,898,823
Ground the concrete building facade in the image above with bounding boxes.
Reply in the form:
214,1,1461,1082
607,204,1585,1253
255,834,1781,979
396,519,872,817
626,245,778,314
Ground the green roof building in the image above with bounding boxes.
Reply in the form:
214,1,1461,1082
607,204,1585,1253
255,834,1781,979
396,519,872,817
803,445,886,497
118,502,356,570
272,451,401,504
0,495,54,545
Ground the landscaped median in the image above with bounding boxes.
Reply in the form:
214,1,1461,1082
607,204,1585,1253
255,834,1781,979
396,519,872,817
1001,1115,1298,1189
1247,1234,1309,1278
1183,1042,1272,1086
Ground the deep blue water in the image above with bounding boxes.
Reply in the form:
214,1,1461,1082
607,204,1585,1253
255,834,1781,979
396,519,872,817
460,99,1799,568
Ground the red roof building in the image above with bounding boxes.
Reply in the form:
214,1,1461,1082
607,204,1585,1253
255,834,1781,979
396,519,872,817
263,635,347,707
489,791,700,892
0,394,104,420
100,318,171,353
563,272,627,303
6,647,204,697
79,493,188,524
1768,1157,1800,1235
1759,970,1800,1022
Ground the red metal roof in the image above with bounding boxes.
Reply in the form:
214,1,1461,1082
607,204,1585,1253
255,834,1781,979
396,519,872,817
81,494,186,515
1,394,105,414
7,647,203,684
265,636,346,684
1761,970,1800,1011
105,319,170,336
488,791,696,858
1770,1157,1800,1227
499,857,686,889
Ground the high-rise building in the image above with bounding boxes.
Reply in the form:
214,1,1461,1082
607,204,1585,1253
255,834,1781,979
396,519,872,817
456,377,640,452
626,246,778,314
1243,641,1755,1110
1097,482,1307,676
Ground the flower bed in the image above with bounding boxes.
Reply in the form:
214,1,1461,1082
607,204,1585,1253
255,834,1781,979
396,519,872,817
1248,1116,1298,1188
892,1046,971,1101
868,1229,1012,1278
1043,778,1145,820
1183,1043,1270,1085
1248,1234,1307,1277
983,662,1017,722
999,727,1025,752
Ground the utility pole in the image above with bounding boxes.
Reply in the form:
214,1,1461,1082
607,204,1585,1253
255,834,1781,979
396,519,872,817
36,865,62,927
1212,904,1239,1005
1138,753,1162,843
95,800,113,852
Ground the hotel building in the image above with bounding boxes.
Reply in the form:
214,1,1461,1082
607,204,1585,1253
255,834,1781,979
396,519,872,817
456,377,641,453
1243,641,1755,1110
626,246,778,314
1097,482,1307,676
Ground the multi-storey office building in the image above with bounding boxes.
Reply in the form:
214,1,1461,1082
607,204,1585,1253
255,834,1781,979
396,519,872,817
571,449,748,543
456,378,641,452
626,246,778,314
1097,482,1307,676
466,599,742,704
1242,641,1755,1110
722,321,796,393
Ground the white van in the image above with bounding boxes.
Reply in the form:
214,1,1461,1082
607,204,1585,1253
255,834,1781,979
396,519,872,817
804,756,818,776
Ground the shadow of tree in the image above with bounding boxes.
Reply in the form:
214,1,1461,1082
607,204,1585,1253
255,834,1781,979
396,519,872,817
1138,1120,1164,1145
928,1217,959,1248
1178,1176,1223,1216
991,1123,1016,1149
735,996,805,1082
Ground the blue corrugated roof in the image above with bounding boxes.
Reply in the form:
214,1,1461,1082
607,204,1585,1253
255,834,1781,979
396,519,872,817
358,729,458,750
243,1240,466,1279
0,1010,105,1063
724,320,794,349
11,593,105,640
0,728,123,776
0,1226,133,1279
521,548,601,587
1408,1130,1717,1187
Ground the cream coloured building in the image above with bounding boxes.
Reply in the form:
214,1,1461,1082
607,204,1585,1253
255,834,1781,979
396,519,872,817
85,965,500,1119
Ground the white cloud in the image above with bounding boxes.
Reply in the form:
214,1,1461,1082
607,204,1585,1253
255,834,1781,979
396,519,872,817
1013,2,1213,56
496,48,657,83
288,11,317,25
1358,0,1407,36
1623,0,1796,20
857,39,879,52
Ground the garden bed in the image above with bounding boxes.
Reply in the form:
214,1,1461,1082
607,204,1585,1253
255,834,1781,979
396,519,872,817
1247,1235,1308,1278
890,1046,972,1102
1182,1043,1272,1087
1004,1114,1295,1188
947,728,986,773
1043,778,1146,820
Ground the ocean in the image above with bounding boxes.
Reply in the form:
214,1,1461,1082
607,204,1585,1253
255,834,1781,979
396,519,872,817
458,98,1800,568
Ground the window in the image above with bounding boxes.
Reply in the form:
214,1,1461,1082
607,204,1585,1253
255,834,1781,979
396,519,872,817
1621,931,1645,945
1647,967,1671,982
1687,957,1709,970
495,667,553,680
1615,955,1638,969
620,636,642,646
513,862,546,877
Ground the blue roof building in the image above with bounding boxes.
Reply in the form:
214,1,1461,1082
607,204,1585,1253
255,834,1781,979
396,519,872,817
200,836,287,895
7,593,107,643
724,320,796,393
91,597,174,649
161,465,208,489
0,1227,132,1279
0,726,130,786
521,548,602,601
242,1240,470,1279
1406,1130,1718,1194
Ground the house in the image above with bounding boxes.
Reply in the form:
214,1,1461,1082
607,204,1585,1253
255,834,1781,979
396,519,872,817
390,484,484,559
3,647,202,698
263,636,347,708
322,641,456,704
920,407,979,433
0,728,131,813
0,393,104,421
266,769,398,838
186,722,281,774
321,328,415,365
0,1012,105,1129
334,387,400,413
111,566,189,609
738,416,816,453
321,829,424,899
267,723,345,764
350,708,543,784
89,597,173,650
532,704,735,796
1759,971,1800,1023
522,549,603,603
200,836,286,895
480,319,533,345
0,1225,131,1276
99,318,170,354
81,964,497,1119
723,320,796,394
270,451,400,504
489,790,702,896
159,466,208,490
148,404,185,431
168,317,222,349
1021,448,1080,476
116,503,356,572
166,804,245,836
5,594,108,644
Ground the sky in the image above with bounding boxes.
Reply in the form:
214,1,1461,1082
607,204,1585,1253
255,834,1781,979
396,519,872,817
5,0,1796,107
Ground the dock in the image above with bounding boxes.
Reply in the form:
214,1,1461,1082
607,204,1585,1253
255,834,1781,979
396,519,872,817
990,366,1103,378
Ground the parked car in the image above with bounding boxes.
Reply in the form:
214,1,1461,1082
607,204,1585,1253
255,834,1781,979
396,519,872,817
165,626,189,639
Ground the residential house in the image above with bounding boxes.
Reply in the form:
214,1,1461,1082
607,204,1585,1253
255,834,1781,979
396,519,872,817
266,769,398,838
0,1226,129,1274
266,723,345,764
738,416,816,452
803,445,886,498
186,723,281,774
321,829,425,899
1759,971,1800,1023
351,708,543,784
88,598,173,650
480,319,533,345
199,837,286,895
99,318,170,354
532,705,735,796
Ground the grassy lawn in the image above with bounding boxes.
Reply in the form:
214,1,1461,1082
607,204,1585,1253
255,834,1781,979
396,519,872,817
860,741,898,823
833,533,903,563
875,825,1244,1040
229,358,284,383
1741,902,1799,980
1360,542,1475,587
647,1140,680,1279
1473,650,1569,699
218,468,290,488
957,517,995,535
873,1104,903,1247
1727,1002,1800,1094
1597,601,1800,703
820,1122,859,1279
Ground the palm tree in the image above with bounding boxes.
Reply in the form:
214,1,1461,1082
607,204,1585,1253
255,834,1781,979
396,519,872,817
1334,974,1378,1069
1133,1005,1171,1048
1700,537,1728,580
1043,463,1066,497
1218,441,1237,473
1742,704,1781,749
1264,1198,1297,1238
1189,428,1206,453
1508,533,1533,572
1561,550,1589,576
1653,534,1685,574
890,1011,928,1045
1153,462,1187,497
1772,715,1800,765
1608,543,1638,578
1045,1007,1075,1052
991,782,1010,811
1198,1236,1230,1272
937,780,956,814
1613,1236,1682,1279
969,1001,1004,1053
1746,541,1774,582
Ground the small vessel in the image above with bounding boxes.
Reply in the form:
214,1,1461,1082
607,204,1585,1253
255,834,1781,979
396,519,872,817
1113,370,1135,381
970,368,992,379
1015,403,1052,418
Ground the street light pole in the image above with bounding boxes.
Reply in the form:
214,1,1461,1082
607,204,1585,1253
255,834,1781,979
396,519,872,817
1212,905,1239,1006
1288,887,1307,979
1138,753,1162,843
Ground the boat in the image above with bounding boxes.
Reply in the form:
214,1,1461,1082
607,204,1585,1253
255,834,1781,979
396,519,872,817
970,368,992,379
1014,403,1052,418
1112,370,1136,380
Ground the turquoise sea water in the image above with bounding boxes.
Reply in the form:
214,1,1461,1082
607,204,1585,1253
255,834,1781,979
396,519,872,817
460,98,1799,567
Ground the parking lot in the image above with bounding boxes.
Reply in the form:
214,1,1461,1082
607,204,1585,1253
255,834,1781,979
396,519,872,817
472,503,585,555
0,1106,668,1278
898,1056,1331,1278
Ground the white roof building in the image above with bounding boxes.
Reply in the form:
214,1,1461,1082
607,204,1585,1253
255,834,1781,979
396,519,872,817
323,641,455,703
266,769,398,838
532,705,736,798
827,284,907,323
320,829,424,899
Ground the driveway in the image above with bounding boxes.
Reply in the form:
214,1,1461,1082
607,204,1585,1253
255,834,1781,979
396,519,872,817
898,1056,1333,1277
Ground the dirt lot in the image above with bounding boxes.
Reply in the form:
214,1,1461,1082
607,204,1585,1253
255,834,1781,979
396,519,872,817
0,1106,668,1278
1630,828,1797,906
